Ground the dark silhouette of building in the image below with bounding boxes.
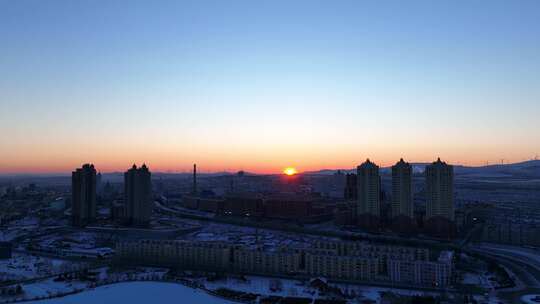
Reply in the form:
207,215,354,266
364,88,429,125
391,158,413,219
71,163,97,227
389,164,418,235
425,158,456,238
344,173,358,200
264,194,314,220
334,202,356,226
124,164,152,227
426,158,454,221
110,199,125,221
357,159,381,229
222,193,264,217
192,163,197,194
96,172,103,195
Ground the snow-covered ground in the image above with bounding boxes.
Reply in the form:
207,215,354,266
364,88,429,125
28,282,235,304
1,266,449,304
521,294,540,304
185,222,337,251
462,273,482,285
35,231,98,250
0,217,40,242
461,272,497,289
0,253,78,281
1,267,169,303
23,230,116,259
198,274,438,303
21,277,433,304
21,278,88,299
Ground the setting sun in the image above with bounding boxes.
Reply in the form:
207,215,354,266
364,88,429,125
283,167,297,176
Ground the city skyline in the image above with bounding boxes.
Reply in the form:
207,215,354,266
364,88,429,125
0,156,538,176
2,2,540,303
1,0,539,174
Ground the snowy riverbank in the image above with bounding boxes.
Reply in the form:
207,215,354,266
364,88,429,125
28,282,236,304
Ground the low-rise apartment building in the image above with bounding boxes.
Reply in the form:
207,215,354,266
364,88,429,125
115,239,454,288
116,240,231,271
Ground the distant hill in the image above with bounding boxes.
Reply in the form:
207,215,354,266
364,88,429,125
2,160,538,180
454,160,540,178
304,160,540,178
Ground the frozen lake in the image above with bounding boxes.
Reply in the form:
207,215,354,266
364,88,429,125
29,282,234,304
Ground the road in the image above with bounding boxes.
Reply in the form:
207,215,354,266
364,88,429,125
466,243,540,303
472,244,540,287
154,201,459,251
13,248,109,263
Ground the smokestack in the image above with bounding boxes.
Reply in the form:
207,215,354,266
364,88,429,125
192,164,197,194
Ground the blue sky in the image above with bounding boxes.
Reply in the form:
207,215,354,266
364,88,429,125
1,0,539,173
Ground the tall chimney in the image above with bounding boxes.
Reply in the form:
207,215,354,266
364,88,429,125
192,164,197,194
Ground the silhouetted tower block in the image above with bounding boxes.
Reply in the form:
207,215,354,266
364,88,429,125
344,173,357,200
72,164,97,227
357,159,381,218
124,164,152,227
425,158,454,222
391,158,413,220
96,172,103,195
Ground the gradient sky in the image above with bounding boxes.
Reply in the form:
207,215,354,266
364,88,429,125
1,0,539,174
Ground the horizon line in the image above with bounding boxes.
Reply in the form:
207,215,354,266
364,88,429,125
0,158,537,177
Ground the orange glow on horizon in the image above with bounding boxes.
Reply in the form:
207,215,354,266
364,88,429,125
283,167,298,176
0,144,537,175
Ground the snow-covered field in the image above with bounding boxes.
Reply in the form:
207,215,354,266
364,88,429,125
185,222,336,251
0,253,78,281
1,266,447,304
19,277,88,299
0,217,40,242
0,267,173,303
199,274,437,303
28,282,235,304
18,276,442,304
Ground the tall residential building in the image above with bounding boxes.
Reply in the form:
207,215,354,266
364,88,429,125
72,164,97,227
96,172,103,195
344,173,358,200
391,158,413,219
357,159,380,217
425,158,454,221
124,164,152,226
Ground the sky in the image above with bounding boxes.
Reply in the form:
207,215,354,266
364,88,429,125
1,0,539,174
